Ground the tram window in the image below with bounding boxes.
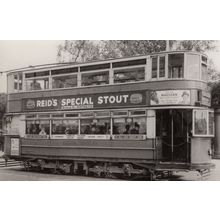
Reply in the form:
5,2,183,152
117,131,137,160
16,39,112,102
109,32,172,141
80,118,110,135
201,63,208,81
81,71,109,86
194,110,207,135
130,110,146,116
26,78,49,91
151,57,157,78
168,54,184,78
113,117,146,135
52,119,78,135
96,111,110,117
26,114,36,119
51,67,78,75
114,67,145,83
113,111,128,117
80,112,94,118
14,73,23,91
159,56,165,77
209,112,214,135
65,113,79,118
52,114,64,118
186,54,200,79
38,114,50,118
52,74,77,89
25,71,49,78
26,120,50,135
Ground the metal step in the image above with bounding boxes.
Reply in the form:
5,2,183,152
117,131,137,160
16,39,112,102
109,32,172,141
0,159,22,168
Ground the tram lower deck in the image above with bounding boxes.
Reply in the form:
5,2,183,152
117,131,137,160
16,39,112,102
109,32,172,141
4,107,215,179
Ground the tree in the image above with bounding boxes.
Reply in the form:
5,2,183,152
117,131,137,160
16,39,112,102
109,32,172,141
174,40,216,52
57,40,216,63
57,40,101,63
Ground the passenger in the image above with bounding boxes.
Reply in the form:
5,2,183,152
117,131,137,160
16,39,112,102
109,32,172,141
65,127,71,135
123,124,130,134
113,126,119,134
31,124,37,134
91,125,98,134
30,81,42,90
130,123,140,134
84,125,91,134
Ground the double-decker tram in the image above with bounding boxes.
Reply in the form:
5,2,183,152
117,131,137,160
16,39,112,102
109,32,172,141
3,51,215,179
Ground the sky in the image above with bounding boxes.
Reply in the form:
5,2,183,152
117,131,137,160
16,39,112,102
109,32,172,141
0,40,220,93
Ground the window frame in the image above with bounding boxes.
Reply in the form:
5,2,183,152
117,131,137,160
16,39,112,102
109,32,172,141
13,72,23,92
151,55,166,80
192,109,214,137
168,53,185,79
51,72,78,89
25,76,50,91
81,70,110,87
113,65,146,84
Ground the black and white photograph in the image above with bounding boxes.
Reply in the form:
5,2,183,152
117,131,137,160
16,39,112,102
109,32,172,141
1,1,220,220
1,40,220,181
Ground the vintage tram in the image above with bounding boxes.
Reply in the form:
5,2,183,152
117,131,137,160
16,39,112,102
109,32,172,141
3,51,214,179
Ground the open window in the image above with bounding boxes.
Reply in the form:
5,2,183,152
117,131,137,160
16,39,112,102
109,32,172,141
81,71,109,86
114,67,145,83
26,78,49,91
52,119,79,135
168,54,184,78
52,74,77,89
26,119,50,138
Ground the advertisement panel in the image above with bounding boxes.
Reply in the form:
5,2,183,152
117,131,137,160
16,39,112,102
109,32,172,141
10,138,20,156
22,91,147,111
150,90,190,105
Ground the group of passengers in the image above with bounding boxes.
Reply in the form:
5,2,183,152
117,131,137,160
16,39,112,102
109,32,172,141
26,123,49,135
82,123,109,135
113,122,140,135
26,121,141,136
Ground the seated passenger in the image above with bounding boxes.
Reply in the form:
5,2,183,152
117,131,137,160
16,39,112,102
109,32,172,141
65,127,71,135
123,124,130,134
130,123,140,134
113,126,119,134
30,81,42,90
91,125,98,134
83,125,91,134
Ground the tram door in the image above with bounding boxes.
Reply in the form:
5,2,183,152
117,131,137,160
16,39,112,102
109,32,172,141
156,109,191,162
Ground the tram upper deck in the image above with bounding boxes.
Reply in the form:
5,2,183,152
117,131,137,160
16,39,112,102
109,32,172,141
6,51,210,113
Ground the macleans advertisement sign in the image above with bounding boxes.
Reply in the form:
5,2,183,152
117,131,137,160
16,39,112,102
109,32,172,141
150,90,191,105
22,91,146,111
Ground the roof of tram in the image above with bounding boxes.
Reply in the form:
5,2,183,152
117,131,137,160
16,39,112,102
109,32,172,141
4,50,207,74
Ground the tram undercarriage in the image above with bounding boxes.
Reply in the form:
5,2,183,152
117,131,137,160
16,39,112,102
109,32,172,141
19,156,214,180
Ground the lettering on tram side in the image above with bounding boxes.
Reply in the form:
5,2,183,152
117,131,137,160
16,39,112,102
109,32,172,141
22,91,147,111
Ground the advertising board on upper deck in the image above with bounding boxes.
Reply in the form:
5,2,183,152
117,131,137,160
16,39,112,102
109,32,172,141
22,90,147,111
22,89,196,112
